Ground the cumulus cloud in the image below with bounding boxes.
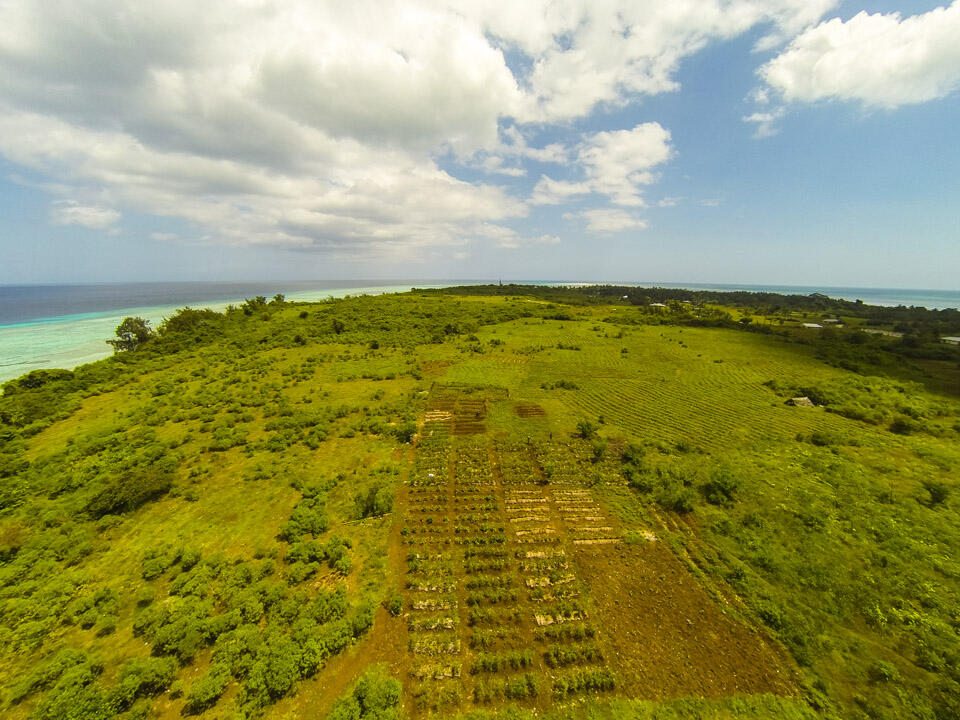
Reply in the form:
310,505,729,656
0,1,837,256
531,123,672,209
49,200,120,230
470,223,560,249
760,2,960,108
742,108,786,138
473,0,838,121
572,209,647,234
530,176,592,206
578,124,673,206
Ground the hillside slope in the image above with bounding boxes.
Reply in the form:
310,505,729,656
1,291,958,720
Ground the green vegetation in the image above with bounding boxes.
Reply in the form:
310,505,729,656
1,286,959,720
327,665,401,720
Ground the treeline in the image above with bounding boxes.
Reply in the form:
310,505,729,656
431,284,960,335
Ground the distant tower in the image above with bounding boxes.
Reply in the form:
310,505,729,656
499,278,503,287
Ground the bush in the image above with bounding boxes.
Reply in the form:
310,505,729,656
112,656,177,710
384,594,403,617
869,660,900,683
183,663,231,714
575,419,598,440
85,466,174,518
9,648,98,704
702,465,739,505
922,480,950,508
354,482,394,519
890,415,917,435
327,665,401,720
655,481,694,514
394,422,417,444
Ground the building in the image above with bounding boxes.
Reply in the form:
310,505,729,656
802,323,823,329
942,336,960,346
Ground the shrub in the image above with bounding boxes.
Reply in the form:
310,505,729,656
183,663,231,714
9,648,99,705
869,660,900,683
85,466,174,518
135,586,156,607
112,656,177,710
921,480,950,508
384,594,403,616
655,482,694,514
327,665,401,720
702,465,739,505
354,482,394,519
890,416,917,435
575,419,598,440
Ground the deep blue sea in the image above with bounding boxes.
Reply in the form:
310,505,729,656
1,280,957,383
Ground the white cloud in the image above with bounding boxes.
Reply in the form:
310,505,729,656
529,176,592,206
574,209,647,234
742,108,786,138
760,2,960,108
657,197,682,207
578,123,673,206
531,123,673,208
496,233,561,250
49,200,120,229
472,0,838,121
480,156,526,177
471,223,560,249
0,1,838,256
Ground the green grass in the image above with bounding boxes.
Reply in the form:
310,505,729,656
1,289,958,720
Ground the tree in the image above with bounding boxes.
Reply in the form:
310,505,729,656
107,317,154,352
575,418,598,440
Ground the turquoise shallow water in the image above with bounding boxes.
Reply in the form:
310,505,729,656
0,284,444,384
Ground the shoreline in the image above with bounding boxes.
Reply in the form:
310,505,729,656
0,284,448,383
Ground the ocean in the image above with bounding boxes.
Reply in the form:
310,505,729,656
0,281,455,384
1,280,957,384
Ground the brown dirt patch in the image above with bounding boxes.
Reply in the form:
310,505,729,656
452,421,486,435
514,404,546,418
573,541,800,700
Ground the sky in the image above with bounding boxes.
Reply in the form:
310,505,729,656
0,0,958,288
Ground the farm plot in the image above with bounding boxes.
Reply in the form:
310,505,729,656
573,539,800,700
399,397,798,715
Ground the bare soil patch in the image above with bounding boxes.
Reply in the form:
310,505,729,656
515,403,546,418
573,540,800,700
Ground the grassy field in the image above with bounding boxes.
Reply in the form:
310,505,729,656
0,290,958,720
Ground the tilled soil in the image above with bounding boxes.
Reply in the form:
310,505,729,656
573,540,800,699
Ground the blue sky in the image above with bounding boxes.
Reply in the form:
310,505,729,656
0,0,957,288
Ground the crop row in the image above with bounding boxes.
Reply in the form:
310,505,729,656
472,673,539,703
470,649,533,674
